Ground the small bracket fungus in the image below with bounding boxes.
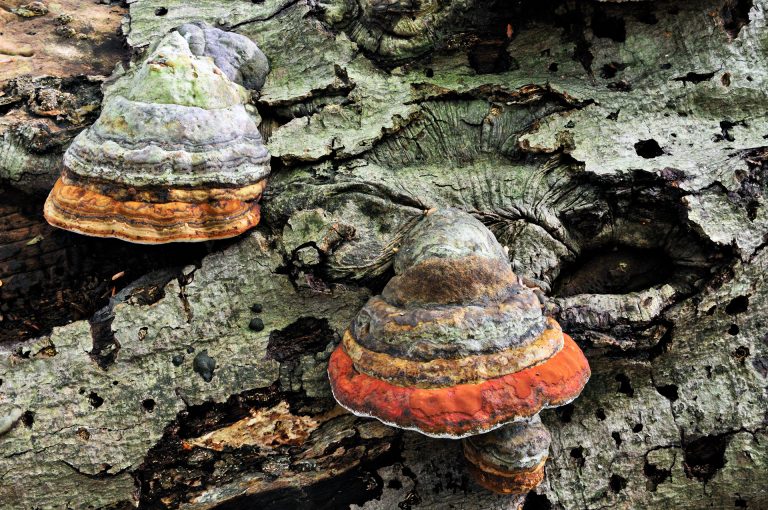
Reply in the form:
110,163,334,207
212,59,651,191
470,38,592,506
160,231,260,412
327,208,590,494
315,0,478,63
44,24,271,243
463,415,551,494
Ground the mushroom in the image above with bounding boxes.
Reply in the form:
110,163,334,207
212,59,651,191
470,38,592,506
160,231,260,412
43,25,270,244
328,208,590,494
463,415,551,494
316,0,477,62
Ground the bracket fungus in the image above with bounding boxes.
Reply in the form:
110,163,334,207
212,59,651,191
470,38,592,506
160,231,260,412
328,208,590,494
463,415,551,494
44,24,271,244
316,0,478,62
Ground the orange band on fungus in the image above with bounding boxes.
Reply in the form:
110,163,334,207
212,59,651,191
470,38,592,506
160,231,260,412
342,318,564,387
464,458,546,494
328,333,590,438
60,170,267,204
44,177,262,244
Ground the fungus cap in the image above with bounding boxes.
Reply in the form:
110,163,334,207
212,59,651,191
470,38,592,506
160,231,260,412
328,208,590,438
463,415,551,494
44,28,270,244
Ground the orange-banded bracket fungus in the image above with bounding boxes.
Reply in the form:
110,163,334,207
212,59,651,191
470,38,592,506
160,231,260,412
43,23,270,244
463,415,551,494
327,208,590,493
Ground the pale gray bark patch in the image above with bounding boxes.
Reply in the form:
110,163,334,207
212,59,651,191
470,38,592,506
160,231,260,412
1,0,768,508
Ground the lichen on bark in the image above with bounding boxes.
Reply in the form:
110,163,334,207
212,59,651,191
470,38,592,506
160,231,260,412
1,0,768,508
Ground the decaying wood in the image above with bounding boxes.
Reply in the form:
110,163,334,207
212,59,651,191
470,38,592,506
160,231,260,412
1,0,768,508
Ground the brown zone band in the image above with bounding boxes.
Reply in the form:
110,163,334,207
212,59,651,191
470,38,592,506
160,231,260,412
342,318,564,388
382,256,519,306
44,177,261,243
60,169,266,204
464,458,546,495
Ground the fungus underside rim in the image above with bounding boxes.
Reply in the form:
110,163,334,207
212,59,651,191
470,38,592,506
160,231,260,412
327,335,591,439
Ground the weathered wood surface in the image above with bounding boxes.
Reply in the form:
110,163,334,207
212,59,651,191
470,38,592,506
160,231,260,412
1,0,767,508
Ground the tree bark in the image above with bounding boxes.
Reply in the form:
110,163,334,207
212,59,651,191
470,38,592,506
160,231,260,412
1,0,767,508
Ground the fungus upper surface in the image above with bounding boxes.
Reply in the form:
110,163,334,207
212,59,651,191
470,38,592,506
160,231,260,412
44,27,271,244
463,416,552,494
316,0,478,63
328,208,590,438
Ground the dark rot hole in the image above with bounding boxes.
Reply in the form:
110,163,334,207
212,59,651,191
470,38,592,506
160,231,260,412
725,295,750,315
673,71,716,85
634,139,665,158
266,317,335,362
655,384,679,401
88,391,104,408
600,62,626,79
721,0,754,38
644,460,671,491
683,434,727,482
142,398,156,413
523,492,553,510
155,7,168,16
732,345,750,363
553,246,673,297
468,42,517,75
615,373,634,397
555,403,574,423
570,446,585,467
609,474,628,492
21,410,34,427
591,10,626,42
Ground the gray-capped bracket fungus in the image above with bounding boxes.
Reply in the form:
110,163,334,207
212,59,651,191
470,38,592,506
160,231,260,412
316,0,479,63
327,207,591,495
43,23,271,244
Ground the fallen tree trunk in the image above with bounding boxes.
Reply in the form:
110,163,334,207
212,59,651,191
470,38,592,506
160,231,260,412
1,0,767,508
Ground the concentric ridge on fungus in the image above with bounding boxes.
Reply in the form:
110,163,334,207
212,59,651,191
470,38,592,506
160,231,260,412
463,416,552,494
44,24,271,244
317,0,478,62
327,208,591,439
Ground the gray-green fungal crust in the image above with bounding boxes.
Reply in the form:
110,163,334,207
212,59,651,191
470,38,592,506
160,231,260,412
177,21,270,90
351,295,547,360
347,208,554,364
392,208,509,273
316,0,478,62
3,0,768,507
65,31,270,188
